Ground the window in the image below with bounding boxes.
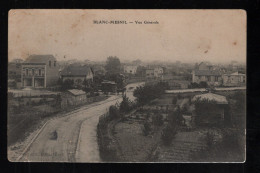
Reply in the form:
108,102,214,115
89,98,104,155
49,61,51,67
54,61,56,67
39,69,41,76
26,69,28,76
215,76,218,82
32,69,35,75
207,76,211,81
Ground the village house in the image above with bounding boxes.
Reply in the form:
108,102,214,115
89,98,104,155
21,55,59,88
223,71,246,86
145,68,155,79
192,62,222,86
154,66,164,79
124,65,138,75
60,65,94,87
191,92,229,126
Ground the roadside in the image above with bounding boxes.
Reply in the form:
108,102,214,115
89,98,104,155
8,94,110,161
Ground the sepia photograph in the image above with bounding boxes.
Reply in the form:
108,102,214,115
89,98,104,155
8,9,246,162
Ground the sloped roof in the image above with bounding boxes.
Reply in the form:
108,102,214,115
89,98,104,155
67,89,86,96
192,93,228,104
224,71,246,76
101,80,116,85
194,70,221,76
24,55,56,64
61,65,93,76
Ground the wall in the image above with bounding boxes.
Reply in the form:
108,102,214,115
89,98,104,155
45,60,59,87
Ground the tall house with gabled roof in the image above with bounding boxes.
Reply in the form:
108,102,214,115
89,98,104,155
21,55,59,88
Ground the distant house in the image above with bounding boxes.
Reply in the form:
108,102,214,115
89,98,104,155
196,62,213,71
192,70,222,86
145,68,155,79
192,62,222,86
61,89,87,108
223,72,246,87
154,66,164,79
61,65,94,87
124,65,138,75
192,92,229,126
21,55,59,88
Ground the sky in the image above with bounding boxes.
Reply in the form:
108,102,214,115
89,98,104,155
8,10,246,64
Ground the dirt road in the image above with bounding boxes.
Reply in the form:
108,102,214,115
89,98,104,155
18,95,122,162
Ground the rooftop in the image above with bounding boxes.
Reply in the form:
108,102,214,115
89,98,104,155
61,65,93,76
192,92,228,104
194,70,221,76
67,89,86,96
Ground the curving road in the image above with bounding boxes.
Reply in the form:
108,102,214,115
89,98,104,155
19,82,144,162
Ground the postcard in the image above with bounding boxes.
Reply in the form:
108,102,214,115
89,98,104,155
8,9,246,162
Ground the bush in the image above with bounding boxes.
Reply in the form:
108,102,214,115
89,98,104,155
109,105,120,120
161,124,177,145
172,97,177,104
152,114,164,126
119,95,132,113
143,121,152,136
205,132,214,147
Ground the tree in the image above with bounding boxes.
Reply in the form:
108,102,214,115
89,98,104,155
119,95,132,113
105,56,121,75
199,81,208,88
62,79,74,90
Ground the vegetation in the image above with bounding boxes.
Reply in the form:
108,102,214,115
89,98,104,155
152,114,164,126
105,56,121,75
161,107,183,145
133,82,169,106
143,121,152,136
188,81,208,88
119,95,133,113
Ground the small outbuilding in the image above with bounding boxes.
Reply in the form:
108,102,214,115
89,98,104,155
191,92,229,126
61,89,87,108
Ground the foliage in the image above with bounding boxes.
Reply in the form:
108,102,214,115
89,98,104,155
119,95,132,113
105,56,121,75
161,124,177,146
143,121,152,136
152,114,164,126
227,91,245,111
109,105,120,120
133,82,169,106
61,79,74,90
188,81,209,89
172,97,177,104
205,132,214,147
199,81,208,88
168,106,184,127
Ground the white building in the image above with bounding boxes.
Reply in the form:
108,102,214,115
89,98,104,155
124,65,138,74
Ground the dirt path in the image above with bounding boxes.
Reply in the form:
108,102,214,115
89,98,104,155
10,95,122,162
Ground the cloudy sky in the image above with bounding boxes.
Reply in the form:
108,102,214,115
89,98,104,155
9,10,246,63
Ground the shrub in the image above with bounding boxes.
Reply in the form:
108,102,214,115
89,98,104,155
109,105,120,120
143,121,152,136
205,131,214,147
161,124,177,146
152,114,164,126
119,95,132,113
172,97,177,104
